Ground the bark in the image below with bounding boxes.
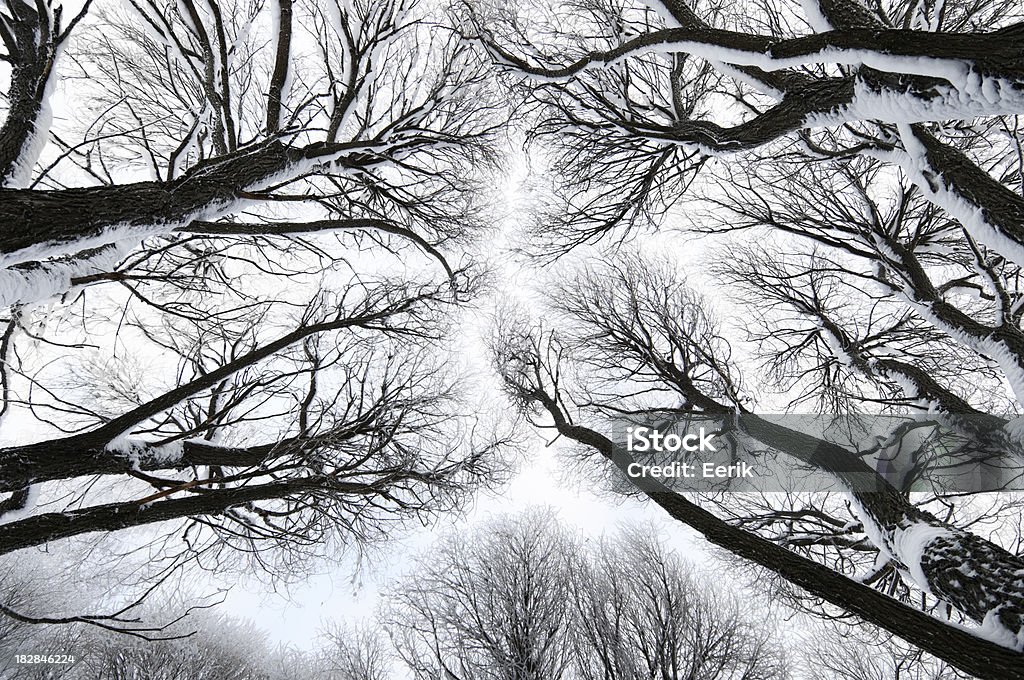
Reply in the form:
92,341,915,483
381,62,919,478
903,124,1024,265
266,0,293,134
0,475,375,555
740,415,1024,641
656,77,855,152
495,24,1024,82
0,2,56,186
0,438,291,493
813,313,1010,438
812,0,1024,265
0,139,372,260
547,0,1024,257
532,393,1024,679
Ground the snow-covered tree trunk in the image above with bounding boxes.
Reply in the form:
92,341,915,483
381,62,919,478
0,1,76,187
0,140,373,264
499,370,1024,679
742,416,1024,649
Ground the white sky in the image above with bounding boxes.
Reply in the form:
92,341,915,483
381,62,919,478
212,156,721,648
0,0,829,661
220,441,710,650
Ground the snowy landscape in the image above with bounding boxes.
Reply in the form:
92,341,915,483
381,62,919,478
1,0,1024,678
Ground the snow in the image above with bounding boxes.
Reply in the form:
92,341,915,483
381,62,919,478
644,1,683,28
0,147,329,300
846,495,894,562
3,43,64,189
892,521,952,596
0,484,40,525
816,321,854,367
899,296,1024,407
863,124,1024,270
799,0,833,32
978,607,1024,650
0,239,135,309
710,61,784,99
104,435,186,469
799,75,1024,135
910,0,944,31
0,217,179,271
864,212,1024,408
947,607,1024,651
506,35,1024,113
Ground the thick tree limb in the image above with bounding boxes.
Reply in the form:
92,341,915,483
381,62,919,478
266,0,293,134
488,24,1024,84
0,475,378,555
0,283,447,491
0,139,381,263
529,391,1024,679
0,1,90,187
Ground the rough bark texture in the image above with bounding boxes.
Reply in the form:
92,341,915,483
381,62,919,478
0,438,285,493
909,125,1024,257
534,398,1024,679
0,476,370,555
0,2,57,186
0,140,369,259
741,416,1024,642
498,23,1024,82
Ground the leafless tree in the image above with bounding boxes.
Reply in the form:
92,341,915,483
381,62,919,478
4,605,270,680
466,0,1024,676
385,509,789,680
490,252,1024,678
800,625,973,680
571,525,787,680
0,272,509,641
385,508,579,680
317,623,394,680
0,0,512,640
465,0,1024,257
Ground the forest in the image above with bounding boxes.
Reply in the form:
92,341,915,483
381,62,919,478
1,0,1024,678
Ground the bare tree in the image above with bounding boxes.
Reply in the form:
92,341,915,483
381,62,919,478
4,605,271,680
572,525,787,680
465,0,1024,258
0,0,502,271
460,0,1024,675
385,509,789,680
490,252,1024,678
385,508,579,680
0,0,513,640
0,274,508,646
317,623,394,680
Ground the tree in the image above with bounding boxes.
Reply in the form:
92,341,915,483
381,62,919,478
490,252,1024,678
0,0,509,637
801,628,973,680
471,0,1024,676
571,525,787,680
5,606,272,680
0,0,501,266
317,623,393,680
385,508,579,680
465,0,1024,257
384,509,789,680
